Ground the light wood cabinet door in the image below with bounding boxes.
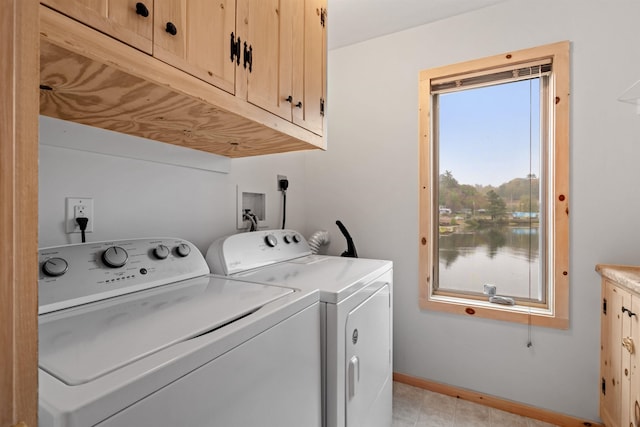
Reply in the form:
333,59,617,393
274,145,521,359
236,0,292,119
41,0,153,53
602,281,625,427
630,295,640,427
153,0,236,93
237,0,326,136
622,285,634,427
292,0,326,136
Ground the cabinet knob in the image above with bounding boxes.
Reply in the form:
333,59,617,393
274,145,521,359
285,95,293,103
165,22,178,36
135,2,149,18
295,101,303,108
623,337,635,354
622,306,637,317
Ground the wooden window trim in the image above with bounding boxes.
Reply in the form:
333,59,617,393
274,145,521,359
418,41,570,329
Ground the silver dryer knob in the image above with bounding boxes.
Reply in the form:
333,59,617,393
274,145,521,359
176,243,191,257
42,257,69,277
102,246,129,268
264,234,278,247
154,244,170,259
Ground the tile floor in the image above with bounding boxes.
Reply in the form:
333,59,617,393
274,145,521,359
392,382,559,427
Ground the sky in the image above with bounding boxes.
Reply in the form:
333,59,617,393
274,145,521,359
438,78,541,187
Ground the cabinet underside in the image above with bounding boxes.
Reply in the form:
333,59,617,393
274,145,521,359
39,5,324,158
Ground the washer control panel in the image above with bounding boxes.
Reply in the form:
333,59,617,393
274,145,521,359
38,238,209,314
206,229,311,275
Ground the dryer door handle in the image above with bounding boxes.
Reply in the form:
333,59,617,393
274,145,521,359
348,355,360,399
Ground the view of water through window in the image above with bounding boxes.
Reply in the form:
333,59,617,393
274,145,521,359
435,78,543,302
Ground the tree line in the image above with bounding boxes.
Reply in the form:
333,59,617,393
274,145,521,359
439,170,540,219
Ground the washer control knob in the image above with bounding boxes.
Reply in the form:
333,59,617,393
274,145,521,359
176,243,191,257
283,235,292,244
42,257,69,277
102,246,129,268
292,234,301,243
264,234,278,247
154,244,170,259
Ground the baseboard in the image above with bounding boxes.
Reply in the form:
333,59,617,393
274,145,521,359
393,372,603,427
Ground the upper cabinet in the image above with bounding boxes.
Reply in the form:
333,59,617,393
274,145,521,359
236,0,326,136
41,0,154,54
38,1,326,158
153,0,236,93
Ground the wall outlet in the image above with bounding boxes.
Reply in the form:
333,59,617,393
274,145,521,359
277,174,288,191
66,197,94,233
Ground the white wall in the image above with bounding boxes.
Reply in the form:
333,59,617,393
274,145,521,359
38,117,309,255
305,0,640,421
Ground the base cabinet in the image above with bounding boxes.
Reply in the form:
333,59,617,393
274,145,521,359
598,265,640,427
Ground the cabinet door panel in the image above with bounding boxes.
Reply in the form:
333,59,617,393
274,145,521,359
243,0,292,119
631,295,640,427
42,0,153,53
292,0,325,136
154,0,236,94
623,287,634,427
602,281,625,427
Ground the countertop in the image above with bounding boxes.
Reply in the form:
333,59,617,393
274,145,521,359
596,264,640,294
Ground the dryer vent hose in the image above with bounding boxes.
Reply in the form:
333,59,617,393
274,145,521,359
308,230,330,254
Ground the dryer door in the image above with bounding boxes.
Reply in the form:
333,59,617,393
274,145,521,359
345,283,391,427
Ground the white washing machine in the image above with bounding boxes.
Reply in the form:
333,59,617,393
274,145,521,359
206,230,393,427
38,237,321,427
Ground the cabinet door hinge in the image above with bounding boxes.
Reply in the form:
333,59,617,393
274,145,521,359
320,98,325,116
603,298,607,315
230,32,241,65
601,377,606,395
243,42,253,72
320,8,327,27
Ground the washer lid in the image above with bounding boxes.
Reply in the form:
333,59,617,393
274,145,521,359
39,276,293,386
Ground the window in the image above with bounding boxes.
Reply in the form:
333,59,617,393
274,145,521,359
419,42,570,329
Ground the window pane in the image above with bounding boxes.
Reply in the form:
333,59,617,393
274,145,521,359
435,79,543,303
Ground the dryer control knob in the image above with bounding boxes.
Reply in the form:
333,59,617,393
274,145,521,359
265,234,278,247
176,243,191,257
292,234,301,243
154,244,170,259
283,235,292,244
102,246,128,268
42,257,69,277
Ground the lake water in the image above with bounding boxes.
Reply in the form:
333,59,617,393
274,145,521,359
437,227,542,301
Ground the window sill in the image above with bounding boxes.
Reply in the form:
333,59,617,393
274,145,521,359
420,293,569,329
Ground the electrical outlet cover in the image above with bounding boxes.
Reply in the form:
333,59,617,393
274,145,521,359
66,197,94,233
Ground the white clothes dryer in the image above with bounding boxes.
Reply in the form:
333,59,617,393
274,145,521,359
38,237,321,427
206,230,393,427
